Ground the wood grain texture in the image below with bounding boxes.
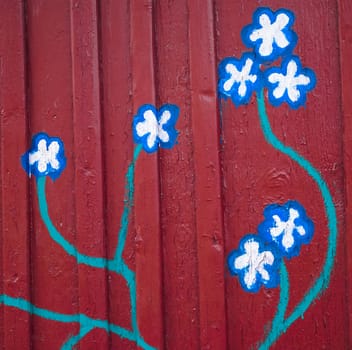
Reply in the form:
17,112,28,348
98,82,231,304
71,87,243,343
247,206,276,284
25,0,78,348
70,0,109,348
0,1,31,349
338,0,352,347
154,1,200,348
188,0,227,348
99,1,136,348
130,1,164,349
0,0,350,349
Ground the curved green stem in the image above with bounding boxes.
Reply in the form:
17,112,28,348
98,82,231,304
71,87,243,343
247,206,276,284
33,144,155,349
256,90,338,348
37,175,108,269
259,261,289,350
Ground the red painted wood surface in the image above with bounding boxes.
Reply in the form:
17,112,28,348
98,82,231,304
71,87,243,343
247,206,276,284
0,1,350,349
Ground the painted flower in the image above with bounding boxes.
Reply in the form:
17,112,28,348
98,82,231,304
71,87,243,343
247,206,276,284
264,56,316,109
258,200,314,258
218,53,261,106
242,7,297,62
228,235,281,292
132,104,179,153
21,132,66,180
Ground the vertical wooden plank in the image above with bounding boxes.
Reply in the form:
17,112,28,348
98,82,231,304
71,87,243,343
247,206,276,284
187,0,228,348
70,0,109,347
25,0,78,348
130,1,164,349
154,1,201,349
99,0,137,348
0,1,31,349
338,0,352,347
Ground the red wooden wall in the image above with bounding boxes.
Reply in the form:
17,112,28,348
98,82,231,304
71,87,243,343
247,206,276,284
0,0,351,349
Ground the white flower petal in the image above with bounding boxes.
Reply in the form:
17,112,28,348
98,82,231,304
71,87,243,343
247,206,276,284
282,231,295,249
37,160,48,173
295,74,310,86
274,30,289,48
244,269,257,288
259,36,274,56
234,254,249,270
158,129,170,143
224,64,239,92
238,82,247,97
287,60,298,77
287,85,301,102
276,13,290,30
147,134,157,149
249,28,262,42
268,73,283,84
136,110,158,138
273,85,286,99
257,266,270,281
297,226,306,236
259,13,271,27
159,110,171,125
158,110,172,143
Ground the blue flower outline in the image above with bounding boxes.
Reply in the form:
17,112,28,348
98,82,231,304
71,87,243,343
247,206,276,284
264,55,316,109
218,52,261,106
241,7,297,62
258,200,314,259
227,234,281,293
132,104,179,153
21,132,66,180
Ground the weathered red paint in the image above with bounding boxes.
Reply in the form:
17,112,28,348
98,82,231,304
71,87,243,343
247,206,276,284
0,1,351,349
0,1,31,349
188,1,227,348
338,0,352,344
71,1,109,348
26,0,79,348
100,1,141,348
130,1,164,348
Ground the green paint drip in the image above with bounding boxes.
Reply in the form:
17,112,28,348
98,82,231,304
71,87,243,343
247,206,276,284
2,144,156,349
256,90,338,349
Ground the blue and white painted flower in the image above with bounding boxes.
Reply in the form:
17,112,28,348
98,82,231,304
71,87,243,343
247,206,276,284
258,201,314,258
21,132,66,180
132,104,179,153
218,53,261,106
228,235,281,292
264,56,316,109
242,7,297,62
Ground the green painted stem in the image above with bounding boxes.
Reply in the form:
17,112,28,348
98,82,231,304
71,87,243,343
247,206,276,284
61,325,94,350
1,293,156,350
258,262,289,350
0,294,135,341
37,176,108,269
113,144,143,263
31,144,155,349
256,90,338,349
